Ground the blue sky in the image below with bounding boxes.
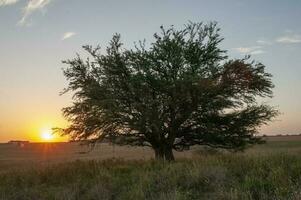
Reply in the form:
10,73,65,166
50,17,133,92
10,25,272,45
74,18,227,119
0,0,300,141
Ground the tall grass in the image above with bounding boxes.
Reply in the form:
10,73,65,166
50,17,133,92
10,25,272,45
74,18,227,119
1,152,301,200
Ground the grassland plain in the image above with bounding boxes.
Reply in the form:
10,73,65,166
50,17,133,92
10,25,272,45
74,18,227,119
1,136,301,200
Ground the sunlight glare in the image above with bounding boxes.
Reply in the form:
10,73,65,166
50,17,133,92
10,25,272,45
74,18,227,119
41,128,54,141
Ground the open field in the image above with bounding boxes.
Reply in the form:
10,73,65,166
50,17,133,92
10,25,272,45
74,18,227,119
0,142,195,173
1,135,301,171
1,135,301,199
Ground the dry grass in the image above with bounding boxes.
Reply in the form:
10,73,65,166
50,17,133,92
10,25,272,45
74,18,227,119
0,142,195,173
1,136,301,199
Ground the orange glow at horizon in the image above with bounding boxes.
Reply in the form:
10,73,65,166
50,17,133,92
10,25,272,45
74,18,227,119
24,119,69,143
0,99,72,142
35,124,69,143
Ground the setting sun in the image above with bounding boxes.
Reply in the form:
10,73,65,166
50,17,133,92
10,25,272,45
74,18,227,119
41,128,54,141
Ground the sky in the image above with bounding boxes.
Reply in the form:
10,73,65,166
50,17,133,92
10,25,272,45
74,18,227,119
0,0,300,142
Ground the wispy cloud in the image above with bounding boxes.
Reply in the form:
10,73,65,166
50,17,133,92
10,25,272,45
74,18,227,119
256,40,272,45
0,0,19,6
276,35,301,44
249,50,265,55
18,0,52,25
233,46,265,55
62,32,76,40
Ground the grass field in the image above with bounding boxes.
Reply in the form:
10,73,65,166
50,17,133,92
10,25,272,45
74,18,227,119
1,136,301,199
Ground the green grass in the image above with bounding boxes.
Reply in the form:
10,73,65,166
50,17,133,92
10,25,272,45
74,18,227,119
1,150,301,200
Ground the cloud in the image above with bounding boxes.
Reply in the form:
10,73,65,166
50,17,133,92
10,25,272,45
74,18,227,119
62,32,76,40
256,40,272,45
18,0,51,25
233,46,265,55
276,35,301,44
0,0,19,6
249,50,265,55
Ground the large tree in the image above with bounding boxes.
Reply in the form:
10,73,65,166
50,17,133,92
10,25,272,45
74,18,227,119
60,22,278,161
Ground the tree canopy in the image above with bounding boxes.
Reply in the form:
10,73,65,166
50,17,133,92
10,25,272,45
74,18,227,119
60,22,278,161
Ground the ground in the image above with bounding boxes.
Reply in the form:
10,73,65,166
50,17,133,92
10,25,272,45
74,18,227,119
0,135,301,199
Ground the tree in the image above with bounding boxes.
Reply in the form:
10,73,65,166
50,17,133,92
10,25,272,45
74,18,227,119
60,22,278,161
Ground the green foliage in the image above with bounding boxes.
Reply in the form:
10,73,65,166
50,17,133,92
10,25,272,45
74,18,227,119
1,153,301,200
60,22,278,160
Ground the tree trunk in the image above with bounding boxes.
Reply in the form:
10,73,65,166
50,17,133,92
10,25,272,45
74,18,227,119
164,147,175,161
153,146,175,161
154,148,164,160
